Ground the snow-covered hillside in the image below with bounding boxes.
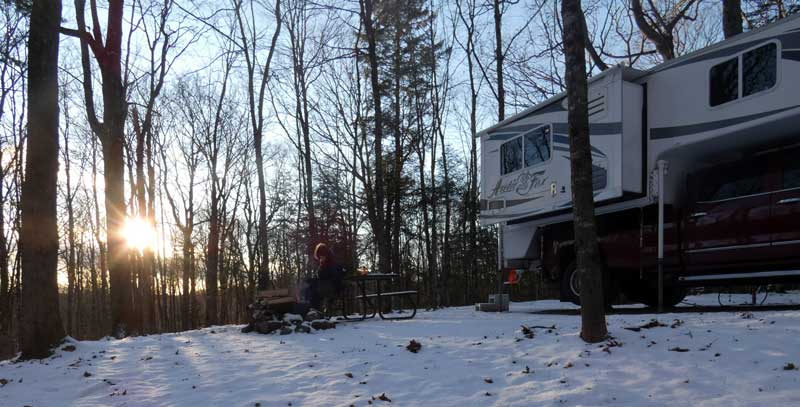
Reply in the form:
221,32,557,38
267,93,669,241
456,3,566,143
2,293,799,406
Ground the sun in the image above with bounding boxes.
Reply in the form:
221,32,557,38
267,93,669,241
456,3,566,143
122,216,157,253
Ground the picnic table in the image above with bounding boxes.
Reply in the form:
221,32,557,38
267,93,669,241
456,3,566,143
344,273,417,320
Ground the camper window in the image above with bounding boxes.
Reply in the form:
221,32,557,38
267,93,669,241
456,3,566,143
710,42,778,107
524,127,551,167
710,57,739,107
501,137,523,175
743,43,777,97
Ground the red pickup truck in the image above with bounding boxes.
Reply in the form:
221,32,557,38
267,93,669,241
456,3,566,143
536,146,800,306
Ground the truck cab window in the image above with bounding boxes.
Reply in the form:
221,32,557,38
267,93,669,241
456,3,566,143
710,57,738,106
524,127,551,167
501,137,523,175
784,158,800,190
743,43,777,97
697,165,765,202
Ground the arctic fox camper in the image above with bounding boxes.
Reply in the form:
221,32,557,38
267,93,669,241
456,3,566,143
479,14,800,306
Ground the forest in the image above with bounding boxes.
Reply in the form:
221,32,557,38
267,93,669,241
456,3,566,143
0,0,797,354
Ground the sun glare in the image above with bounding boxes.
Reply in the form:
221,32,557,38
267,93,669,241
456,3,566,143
123,217,157,253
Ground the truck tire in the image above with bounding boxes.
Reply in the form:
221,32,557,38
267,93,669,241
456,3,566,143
560,261,617,306
638,286,687,308
561,261,582,305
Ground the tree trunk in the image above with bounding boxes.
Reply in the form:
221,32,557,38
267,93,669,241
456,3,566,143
723,0,743,38
206,181,219,326
360,0,389,274
19,0,65,359
91,136,108,333
561,0,607,343
64,128,76,336
0,178,9,335
493,0,505,121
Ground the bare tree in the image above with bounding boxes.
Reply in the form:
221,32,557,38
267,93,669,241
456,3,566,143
233,0,282,289
359,0,389,274
630,0,700,60
562,0,607,343
61,0,134,338
19,0,65,359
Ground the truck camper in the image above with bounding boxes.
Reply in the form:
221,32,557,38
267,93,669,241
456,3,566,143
479,14,800,306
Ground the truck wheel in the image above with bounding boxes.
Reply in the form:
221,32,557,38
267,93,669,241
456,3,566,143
560,261,617,306
638,286,687,308
560,261,582,305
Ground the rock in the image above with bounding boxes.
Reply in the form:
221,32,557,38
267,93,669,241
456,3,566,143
284,313,303,325
295,324,312,334
255,321,286,335
279,327,293,335
311,320,336,330
305,309,324,322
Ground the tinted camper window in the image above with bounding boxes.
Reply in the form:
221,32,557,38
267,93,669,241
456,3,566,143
743,43,777,97
501,137,523,175
710,58,739,106
524,127,551,167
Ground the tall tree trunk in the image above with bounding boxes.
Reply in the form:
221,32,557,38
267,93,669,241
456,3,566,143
360,0,389,274
562,0,607,343
133,107,151,333
723,0,743,38
206,181,219,326
458,0,480,305
19,0,65,359
63,127,76,336
493,0,505,121
0,177,9,335
91,136,108,332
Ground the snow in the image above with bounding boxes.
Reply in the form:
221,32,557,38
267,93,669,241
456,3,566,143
2,292,800,406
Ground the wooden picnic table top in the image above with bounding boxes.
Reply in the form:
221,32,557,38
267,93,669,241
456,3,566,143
344,273,399,281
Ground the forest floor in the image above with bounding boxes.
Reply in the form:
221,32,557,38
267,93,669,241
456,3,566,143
2,292,800,406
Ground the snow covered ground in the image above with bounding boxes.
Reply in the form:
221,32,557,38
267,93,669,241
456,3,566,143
2,292,800,407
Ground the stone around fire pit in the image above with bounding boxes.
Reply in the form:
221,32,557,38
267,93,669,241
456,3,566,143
304,309,323,322
255,321,286,335
310,320,336,330
283,313,304,325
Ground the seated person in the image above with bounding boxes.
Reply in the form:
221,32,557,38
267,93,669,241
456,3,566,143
304,243,344,310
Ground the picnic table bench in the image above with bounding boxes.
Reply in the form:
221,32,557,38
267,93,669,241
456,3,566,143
344,273,418,320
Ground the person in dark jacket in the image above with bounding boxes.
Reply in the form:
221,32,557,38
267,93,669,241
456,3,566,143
305,243,344,310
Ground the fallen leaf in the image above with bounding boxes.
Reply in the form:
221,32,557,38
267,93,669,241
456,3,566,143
484,378,493,384
62,345,76,352
83,371,92,378
378,392,392,402
521,325,535,339
345,372,354,378
669,347,689,352
406,340,422,353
